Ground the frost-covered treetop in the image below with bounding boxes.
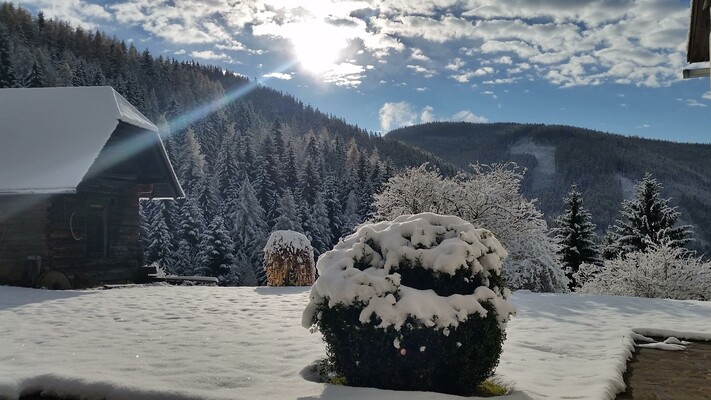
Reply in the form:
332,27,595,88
264,230,312,253
302,213,515,331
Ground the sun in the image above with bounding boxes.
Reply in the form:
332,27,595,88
290,21,348,74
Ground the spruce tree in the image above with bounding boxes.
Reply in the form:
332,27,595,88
145,202,175,271
174,196,206,274
605,173,693,258
195,172,219,221
310,193,333,256
342,189,361,235
197,215,237,283
22,61,44,88
232,177,268,279
273,189,302,232
554,185,600,290
177,128,206,194
0,28,15,88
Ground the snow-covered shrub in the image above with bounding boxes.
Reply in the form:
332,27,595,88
374,163,567,292
302,213,516,395
263,230,315,286
579,243,711,300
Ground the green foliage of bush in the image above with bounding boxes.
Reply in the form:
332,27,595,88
314,299,505,395
304,214,513,395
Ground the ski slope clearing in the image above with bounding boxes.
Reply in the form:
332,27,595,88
0,286,709,400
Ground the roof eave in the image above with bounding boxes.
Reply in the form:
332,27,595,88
0,187,76,196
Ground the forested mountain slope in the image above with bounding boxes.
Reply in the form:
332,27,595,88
388,122,711,254
0,3,452,284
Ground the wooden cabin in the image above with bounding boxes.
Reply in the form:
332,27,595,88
0,87,183,287
685,0,710,80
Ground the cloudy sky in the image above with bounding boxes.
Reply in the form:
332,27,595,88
15,0,710,143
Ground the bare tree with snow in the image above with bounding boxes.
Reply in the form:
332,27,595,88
578,243,711,300
374,163,567,292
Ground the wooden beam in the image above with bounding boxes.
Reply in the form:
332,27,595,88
683,67,711,79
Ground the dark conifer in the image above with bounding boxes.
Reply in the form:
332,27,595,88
554,185,601,290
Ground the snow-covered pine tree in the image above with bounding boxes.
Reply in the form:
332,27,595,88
195,172,219,222
273,189,302,232
215,128,240,197
174,195,206,275
22,61,44,88
342,189,361,236
0,28,16,88
297,135,322,206
145,202,175,271
232,177,268,281
554,185,601,290
254,135,280,222
321,173,344,245
309,193,333,257
177,128,206,194
283,143,299,192
72,60,89,86
197,215,237,284
270,118,286,166
604,173,693,258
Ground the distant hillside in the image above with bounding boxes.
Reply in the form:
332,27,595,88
388,122,711,254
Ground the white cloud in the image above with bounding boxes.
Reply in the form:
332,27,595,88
370,0,690,88
323,63,366,87
483,77,520,85
416,87,429,91
420,105,436,123
407,64,437,78
379,101,419,132
410,48,431,62
445,57,465,71
55,0,692,89
451,110,488,123
450,66,494,83
174,49,187,55
379,102,488,132
262,72,292,80
677,98,707,108
190,50,235,63
703,92,711,101
17,0,111,29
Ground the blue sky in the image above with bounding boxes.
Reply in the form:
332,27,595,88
15,0,711,143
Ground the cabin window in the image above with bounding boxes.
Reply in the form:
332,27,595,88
86,205,108,257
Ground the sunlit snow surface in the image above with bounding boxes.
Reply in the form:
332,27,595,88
0,286,709,400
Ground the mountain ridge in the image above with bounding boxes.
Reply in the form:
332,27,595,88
387,121,711,254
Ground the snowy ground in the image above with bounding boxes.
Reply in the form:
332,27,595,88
0,286,709,400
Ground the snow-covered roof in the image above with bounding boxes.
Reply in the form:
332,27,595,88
0,86,183,198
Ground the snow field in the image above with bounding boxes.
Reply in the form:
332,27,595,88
0,286,709,400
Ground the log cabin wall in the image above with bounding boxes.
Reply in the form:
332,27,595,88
0,195,50,284
48,177,142,285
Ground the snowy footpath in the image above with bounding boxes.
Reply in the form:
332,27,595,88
0,286,709,400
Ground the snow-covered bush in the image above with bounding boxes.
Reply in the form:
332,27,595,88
374,163,567,292
579,243,711,300
302,213,515,395
263,230,315,286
